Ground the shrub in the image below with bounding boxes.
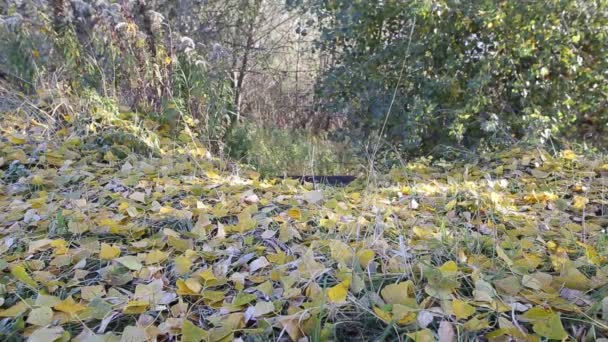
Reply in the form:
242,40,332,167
292,0,608,156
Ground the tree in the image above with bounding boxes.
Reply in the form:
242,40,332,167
155,0,305,121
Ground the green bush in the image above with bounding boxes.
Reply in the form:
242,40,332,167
0,21,41,92
292,0,608,156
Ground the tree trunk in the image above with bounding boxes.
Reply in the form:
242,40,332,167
232,0,262,122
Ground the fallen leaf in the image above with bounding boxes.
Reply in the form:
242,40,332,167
249,257,270,272
253,301,275,317
129,191,146,203
532,312,567,340
327,281,349,303
287,208,301,220
115,256,143,271
438,321,455,342
27,326,64,342
123,300,149,314
27,307,54,326
120,325,148,342
10,265,37,288
144,249,168,264
182,320,209,342
356,249,375,268
406,329,435,342
0,301,29,317
381,281,414,305
99,243,121,260
452,299,475,320
54,296,86,316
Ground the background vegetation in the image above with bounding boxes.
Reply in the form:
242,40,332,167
2,0,607,174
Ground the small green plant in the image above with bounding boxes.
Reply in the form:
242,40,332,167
172,54,234,148
2,162,29,184
225,123,361,176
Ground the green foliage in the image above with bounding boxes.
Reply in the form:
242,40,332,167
172,54,235,145
0,24,40,92
0,4,238,155
2,161,29,184
294,0,608,156
225,123,359,176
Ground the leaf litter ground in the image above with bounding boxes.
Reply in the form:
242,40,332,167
2,118,608,341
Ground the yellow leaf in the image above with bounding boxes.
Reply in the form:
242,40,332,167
145,249,168,264
54,296,86,316
357,249,375,268
176,279,196,296
256,281,274,297
452,299,476,320
99,243,121,260
168,236,193,252
298,249,325,279
10,265,37,288
175,256,192,275
0,301,29,317
381,281,414,305
123,300,149,314
406,329,435,342
267,251,292,265
164,56,172,65
206,170,220,179
562,149,577,160
287,208,301,220
35,295,60,307
495,245,513,266
30,175,44,186
176,278,201,295
439,260,458,275
521,306,554,321
572,195,588,211
393,302,418,325
524,191,558,204
577,242,604,265
330,240,354,265
50,239,68,255
7,133,26,144
373,306,393,324
327,281,349,303
199,269,217,282
463,316,490,331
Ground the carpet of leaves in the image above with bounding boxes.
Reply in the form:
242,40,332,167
2,119,608,341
